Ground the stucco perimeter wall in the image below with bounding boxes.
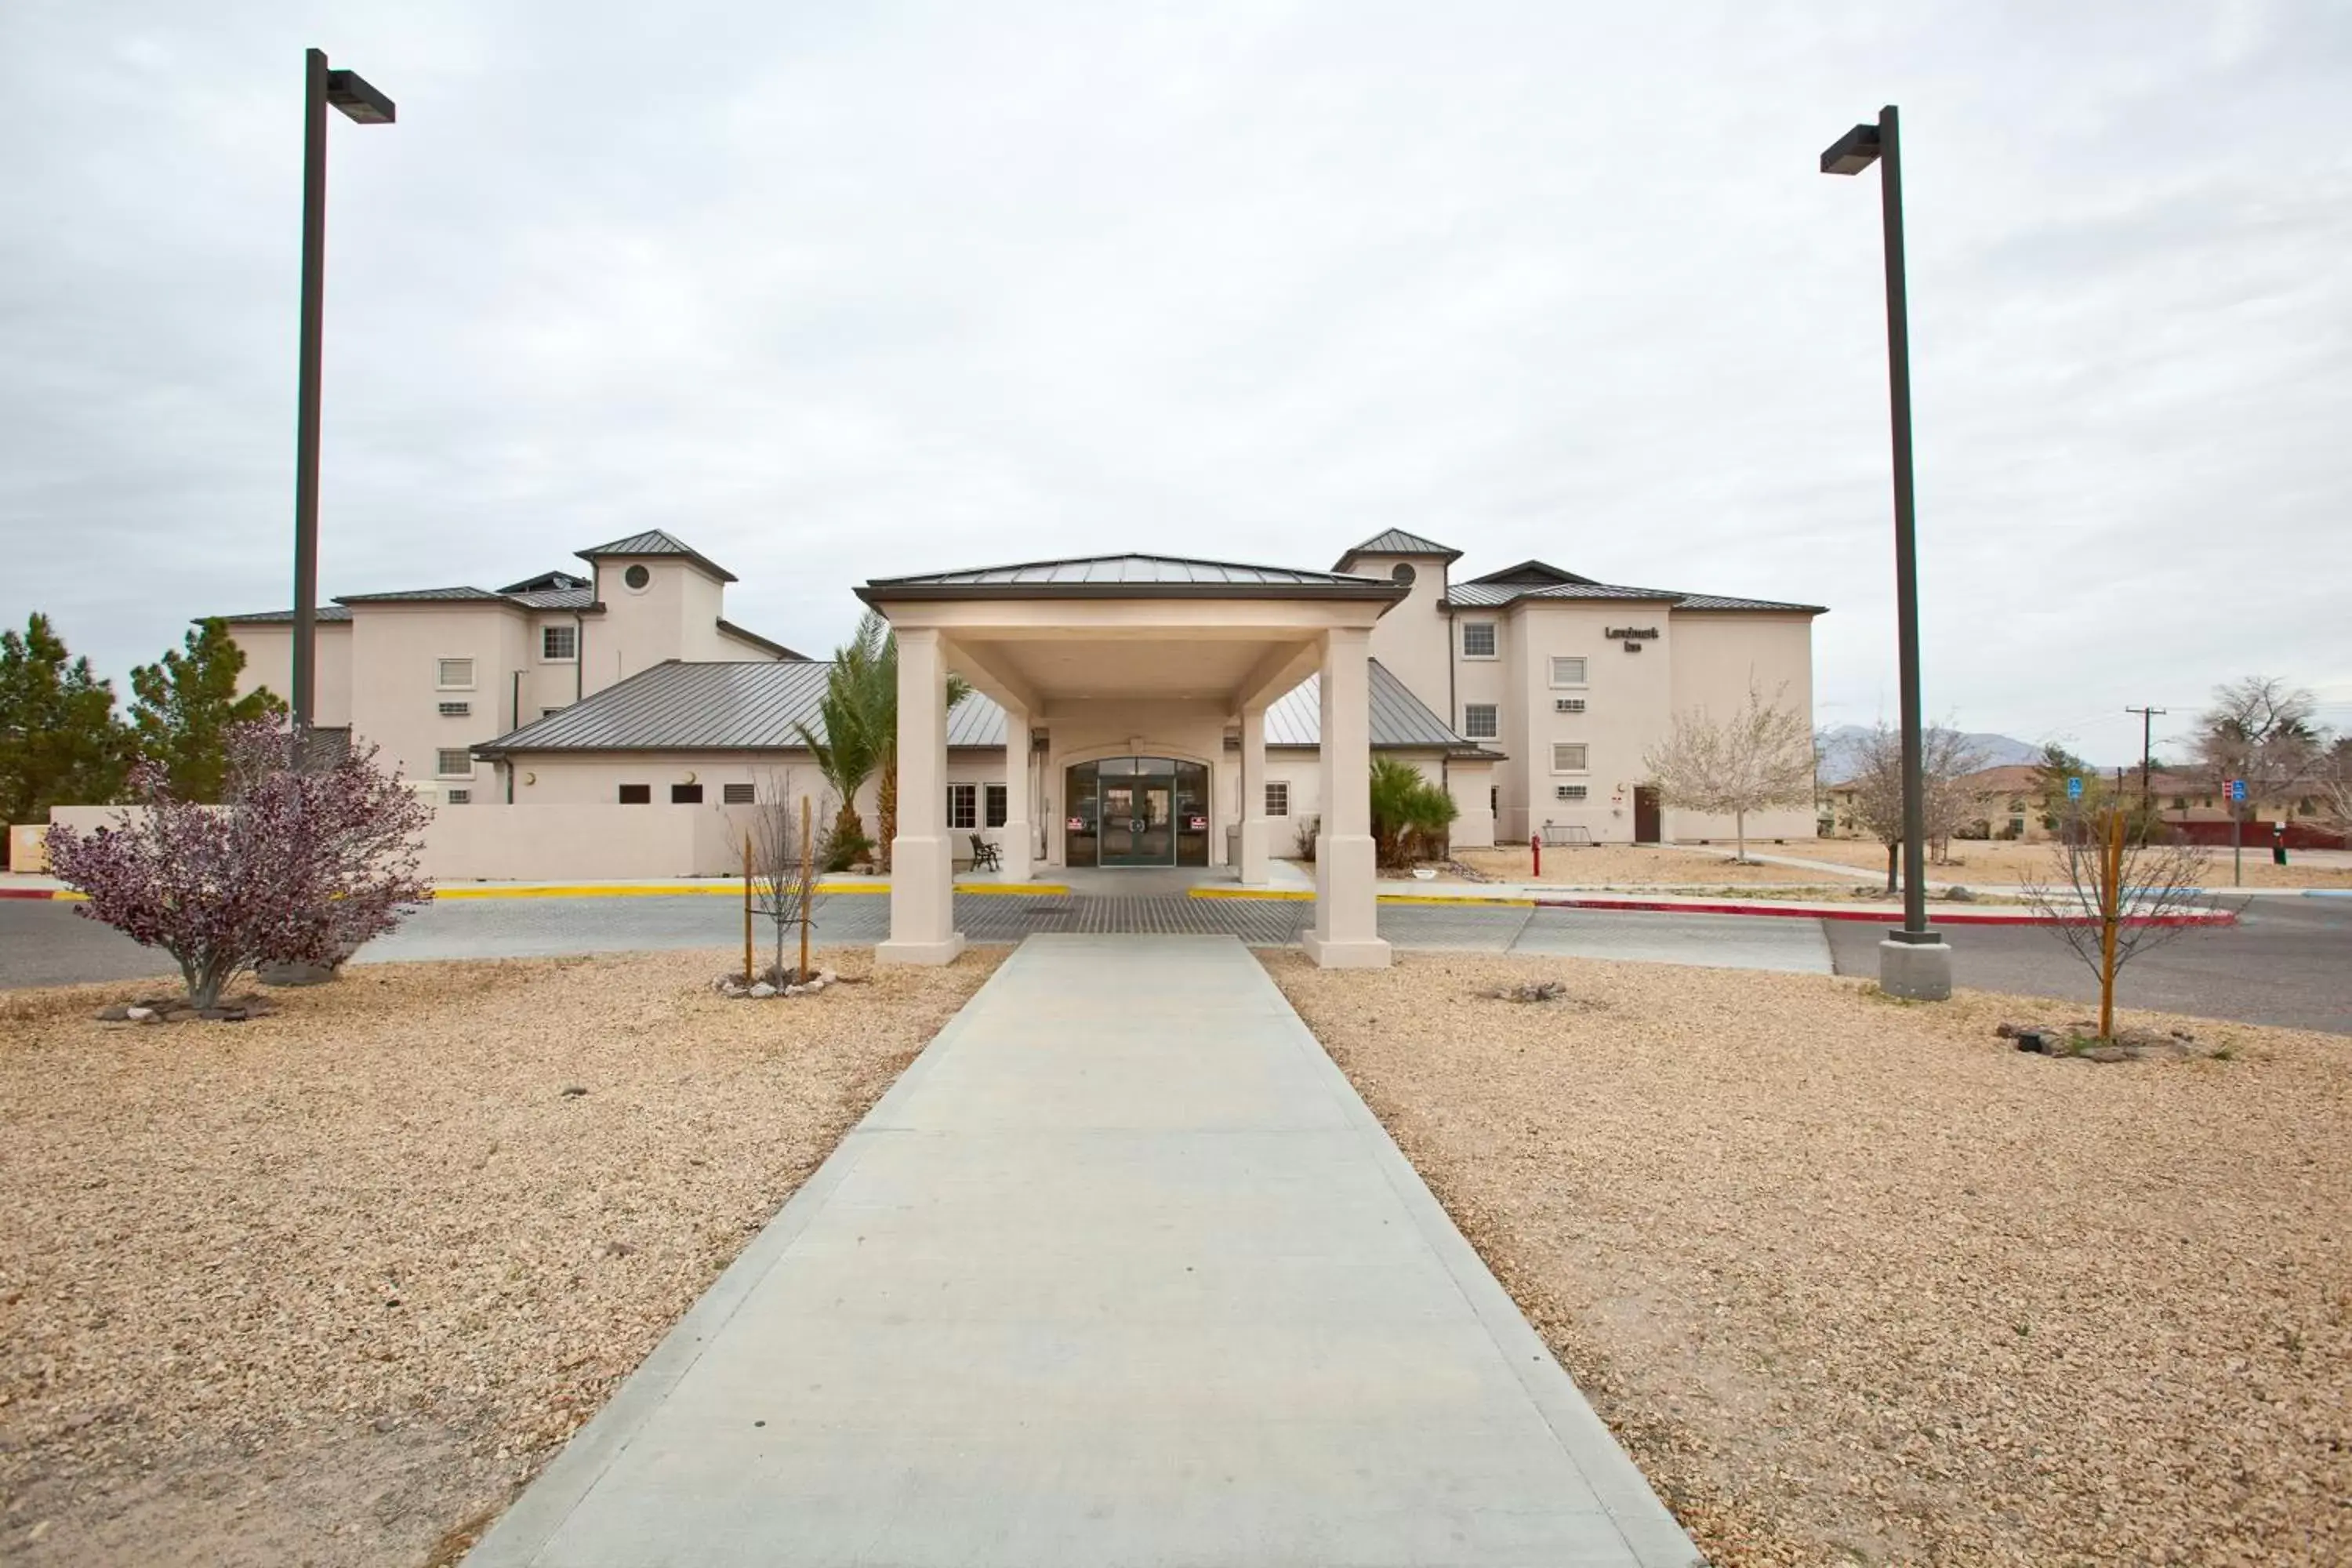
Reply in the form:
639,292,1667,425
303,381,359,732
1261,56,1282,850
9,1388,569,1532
1259,750,1495,853
1660,612,1819,844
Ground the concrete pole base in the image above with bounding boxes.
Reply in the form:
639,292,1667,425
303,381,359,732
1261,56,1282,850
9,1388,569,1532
1877,935,1953,1001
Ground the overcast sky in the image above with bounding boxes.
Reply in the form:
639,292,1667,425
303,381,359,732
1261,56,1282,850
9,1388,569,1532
5,0,2347,764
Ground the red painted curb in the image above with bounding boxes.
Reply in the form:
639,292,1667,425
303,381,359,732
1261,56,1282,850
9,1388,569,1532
1530,895,2235,928
0,887,65,900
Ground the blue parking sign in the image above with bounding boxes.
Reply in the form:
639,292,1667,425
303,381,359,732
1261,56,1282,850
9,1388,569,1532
2065,776,2083,800
2230,779,2247,803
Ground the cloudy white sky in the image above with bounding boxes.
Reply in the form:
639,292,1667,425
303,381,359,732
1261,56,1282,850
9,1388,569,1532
4,0,2347,764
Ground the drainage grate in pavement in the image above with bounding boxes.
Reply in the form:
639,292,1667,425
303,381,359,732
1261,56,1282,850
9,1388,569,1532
822,891,1318,946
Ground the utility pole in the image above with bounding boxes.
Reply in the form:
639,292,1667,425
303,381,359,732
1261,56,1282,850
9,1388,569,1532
2125,705,2167,801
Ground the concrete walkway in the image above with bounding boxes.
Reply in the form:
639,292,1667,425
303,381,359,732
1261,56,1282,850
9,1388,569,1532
466,935,1697,1567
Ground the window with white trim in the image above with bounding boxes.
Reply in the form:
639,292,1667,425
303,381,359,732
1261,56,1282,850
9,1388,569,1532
722,782,755,804
1462,703,1498,739
947,782,978,829
437,701,470,717
1461,621,1497,659
436,657,474,689
1549,655,1587,687
985,783,1008,828
541,625,577,661
435,749,473,778
1552,742,1588,773
1265,781,1289,817
1554,784,1588,801
445,788,473,805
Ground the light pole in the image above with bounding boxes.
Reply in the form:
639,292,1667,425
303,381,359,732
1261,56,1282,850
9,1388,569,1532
292,48,394,756
1821,103,1951,1000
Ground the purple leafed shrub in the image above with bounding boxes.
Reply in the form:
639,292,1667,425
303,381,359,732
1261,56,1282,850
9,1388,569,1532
46,722,434,1008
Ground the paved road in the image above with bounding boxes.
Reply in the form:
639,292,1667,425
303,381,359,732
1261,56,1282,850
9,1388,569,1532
464,935,1697,1568
7,893,2346,1033
1822,895,2352,1035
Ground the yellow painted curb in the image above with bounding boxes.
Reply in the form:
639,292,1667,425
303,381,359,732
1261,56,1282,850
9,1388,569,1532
1189,887,1314,902
957,883,1070,897
1375,893,1537,907
433,884,737,899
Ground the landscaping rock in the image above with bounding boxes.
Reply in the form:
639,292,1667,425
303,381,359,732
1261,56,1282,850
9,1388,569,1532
748,982,777,999
95,1004,132,1022
125,1007,159,1024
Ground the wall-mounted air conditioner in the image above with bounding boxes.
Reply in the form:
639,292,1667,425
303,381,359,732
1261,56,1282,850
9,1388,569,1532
1553,698,1585,713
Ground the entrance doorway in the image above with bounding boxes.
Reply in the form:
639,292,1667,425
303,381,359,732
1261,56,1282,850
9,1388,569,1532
1065,757,1210,868
1633,786,1662,844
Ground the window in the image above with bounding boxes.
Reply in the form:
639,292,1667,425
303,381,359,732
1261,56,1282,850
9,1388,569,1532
1463,703,1498,739
2170,796,2187,811
1265,781,1290,817
445,789,472,805
1552,743,1588,772
542,625,577,661
436,657,474,689
1461,621,1497,659
722,782,755,804
670,783,703,804
1550,655,1588,687
437,701,470,717
435,749,473,778
623,564,651,590
1555,784,1588,801
618,784,651,804
985,783,1008,828
1390,562,1416,586
946,782,978,829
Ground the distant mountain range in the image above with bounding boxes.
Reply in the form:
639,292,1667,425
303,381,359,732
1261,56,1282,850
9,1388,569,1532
1818,724,2051,782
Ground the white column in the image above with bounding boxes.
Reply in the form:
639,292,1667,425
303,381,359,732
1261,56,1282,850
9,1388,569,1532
1239,702,1272,885
997,699,1033,883
878,627,964,965
1303,626,1390,968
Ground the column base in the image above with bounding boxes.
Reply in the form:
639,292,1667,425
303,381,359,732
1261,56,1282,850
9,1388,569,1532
1238,818,1272,886
1878,933,1952,1000
877,934,969,967
1301,929,1393,969
996,819,1034,884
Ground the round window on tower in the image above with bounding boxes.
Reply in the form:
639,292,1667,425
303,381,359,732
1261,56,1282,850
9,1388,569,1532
623,564,651,590
1391,562,1417,587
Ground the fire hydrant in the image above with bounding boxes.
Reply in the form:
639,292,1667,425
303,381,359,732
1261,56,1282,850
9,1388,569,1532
2273,822,2288,866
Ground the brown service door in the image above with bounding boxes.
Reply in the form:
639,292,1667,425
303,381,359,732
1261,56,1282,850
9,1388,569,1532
1633,786,1662,844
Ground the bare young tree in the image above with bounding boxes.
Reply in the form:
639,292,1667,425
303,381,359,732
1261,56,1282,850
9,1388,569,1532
2190,677,2327,821
2018,800,2222,1040
747,770,828,986
1838,723,1992,891
1642,682,1817,863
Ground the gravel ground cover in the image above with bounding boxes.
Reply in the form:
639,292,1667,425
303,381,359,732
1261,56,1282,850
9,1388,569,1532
1794,837,2352,888
0,946,1000,1567
1456,844,1842,886
1264,950,2352,1566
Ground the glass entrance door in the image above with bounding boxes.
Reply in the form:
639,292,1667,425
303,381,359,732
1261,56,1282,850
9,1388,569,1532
1065,757,1210,869
1098,760,1174,866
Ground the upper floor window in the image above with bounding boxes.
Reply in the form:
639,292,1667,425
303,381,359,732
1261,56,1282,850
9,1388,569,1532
435,749,474,779
1461,621,1497,659
1552,742,1589,773
1549,655,1588,687
436,657,474,689
622,564,652,591
1462,703,1498,740
542,625,577,661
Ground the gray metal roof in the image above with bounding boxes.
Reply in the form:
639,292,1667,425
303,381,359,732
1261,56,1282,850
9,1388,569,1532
1668,592,1828,612
1332,528,1462,568
475,660,1007,756
1446,580,1825,614
216,606,354,625
1465,559,1597,586
1265,660,1499,757
335,586,510,604
859,554,1404,603
575,530,738,583
497,571,591,595
507,586,598,610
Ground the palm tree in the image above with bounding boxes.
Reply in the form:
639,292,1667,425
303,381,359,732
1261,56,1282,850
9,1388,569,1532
797,611,970,873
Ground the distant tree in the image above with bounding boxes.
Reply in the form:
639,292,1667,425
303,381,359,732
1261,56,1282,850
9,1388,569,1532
45,723,431,1009
2019,797,2221,1041
1841,723,1992,890
2030,742,2091,830
794,617,884,870
2321,738,2352,844
2189,677,2328,828
129,619,286,803
0,614,129,850
1367,757,1459,869
1642,682,1817,864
